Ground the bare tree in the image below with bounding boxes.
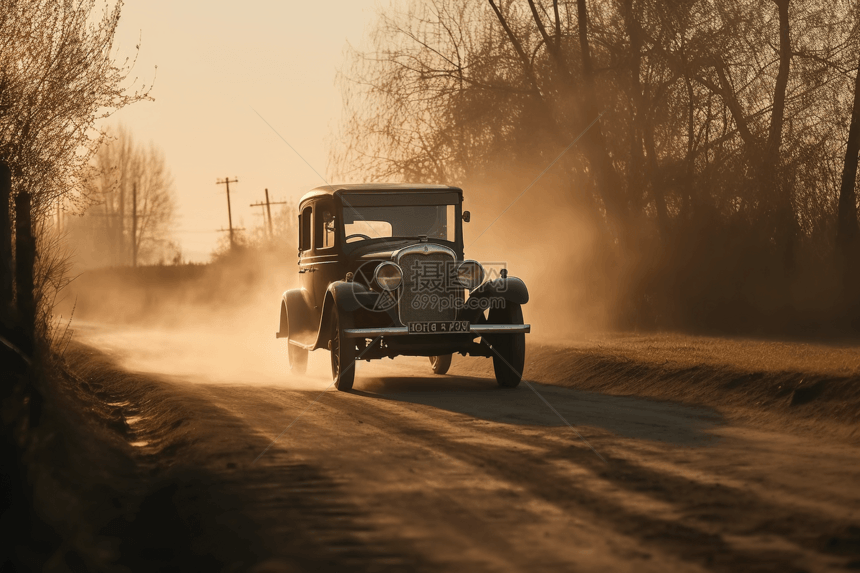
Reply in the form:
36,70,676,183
0,0,150,218
334,0,860,331
0,0,151,334
68,126,178,268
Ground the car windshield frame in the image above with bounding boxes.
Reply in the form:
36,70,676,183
336,191,463,255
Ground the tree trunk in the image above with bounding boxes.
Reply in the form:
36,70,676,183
622,0,644,211
766,0,791,167
0,163,12,322
759,0,791,215
14,192,35,345
836,46,860,321
576,0,628,239
836,52,860,252
764,0,796,273
623,0,668,237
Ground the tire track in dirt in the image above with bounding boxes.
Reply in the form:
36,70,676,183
65,326,860,572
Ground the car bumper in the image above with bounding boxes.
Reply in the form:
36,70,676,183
343,324,530,339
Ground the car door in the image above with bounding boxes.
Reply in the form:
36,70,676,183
311,199,342,310
298,203,317,316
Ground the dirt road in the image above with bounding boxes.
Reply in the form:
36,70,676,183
67,323,860,572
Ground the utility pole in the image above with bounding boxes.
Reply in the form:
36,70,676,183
264,188,273,236
131,182,138,267
216,176,239,249
250,188,287,239
118,172,125,265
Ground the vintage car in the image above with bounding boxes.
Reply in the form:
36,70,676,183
276,184,530,391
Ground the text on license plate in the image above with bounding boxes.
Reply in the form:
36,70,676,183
408,321,470,334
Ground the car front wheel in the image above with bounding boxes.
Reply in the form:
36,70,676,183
487,303,525,388
429,354,452,375
330,306,356,391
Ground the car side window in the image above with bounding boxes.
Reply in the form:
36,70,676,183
315,204,336,250
300,206,312,252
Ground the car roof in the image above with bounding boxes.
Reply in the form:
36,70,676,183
299,183,462,204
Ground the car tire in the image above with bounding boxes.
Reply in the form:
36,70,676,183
288,343,308,374
429,354,452,375
330,306,356,391
487,303,525,388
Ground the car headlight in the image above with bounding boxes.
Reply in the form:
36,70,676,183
457,260,485,289
373,262,403,291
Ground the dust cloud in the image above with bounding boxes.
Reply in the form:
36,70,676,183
462,167,614,337
62,271,451,389
57,248,338,389
57,175,611,386
73,320,333,389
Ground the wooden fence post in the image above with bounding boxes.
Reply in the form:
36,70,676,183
14,191,35,343
0,163,12,322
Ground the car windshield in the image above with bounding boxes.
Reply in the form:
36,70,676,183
342,204,456,243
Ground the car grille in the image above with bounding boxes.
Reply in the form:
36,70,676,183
398,249,459,324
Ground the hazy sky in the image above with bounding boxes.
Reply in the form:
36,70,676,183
107,0,381,261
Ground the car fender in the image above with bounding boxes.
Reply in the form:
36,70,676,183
457,276,528,323
470,276,529,305
312,281,370,350
279,288,316,348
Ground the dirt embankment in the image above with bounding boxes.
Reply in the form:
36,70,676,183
0,348,145,570
453,333,860,440
17,342,282,571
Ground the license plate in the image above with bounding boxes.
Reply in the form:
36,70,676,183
408,321,470,334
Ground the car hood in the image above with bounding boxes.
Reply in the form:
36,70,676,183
356,248,400,262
